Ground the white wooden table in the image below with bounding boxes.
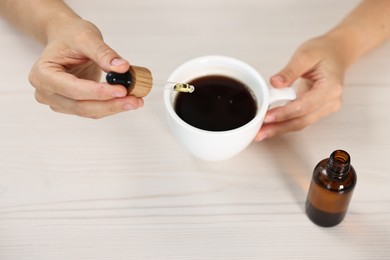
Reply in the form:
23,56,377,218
1,0,389,259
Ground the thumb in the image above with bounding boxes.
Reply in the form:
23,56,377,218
83,37,130,73
270,50,316,88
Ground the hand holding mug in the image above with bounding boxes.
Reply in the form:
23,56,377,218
257,35,346,141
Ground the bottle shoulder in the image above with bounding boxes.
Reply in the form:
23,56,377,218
313,163,357,192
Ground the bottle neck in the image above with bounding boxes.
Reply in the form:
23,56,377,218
326,150,351,179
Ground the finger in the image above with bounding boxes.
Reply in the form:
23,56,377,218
79,34,130,73
255,99,341,141
270,48,318,88
30,67,128,101
264,79,342,124
36,90,144,118
264,96,317,124
55,96,144,119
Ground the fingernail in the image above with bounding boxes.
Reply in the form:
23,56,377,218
112,91,127,98
264,115,275,123
256,133,268,142
272,75,285,83
138,98,144,107
111,58,127,66
271,75,286,87
123,103,135,110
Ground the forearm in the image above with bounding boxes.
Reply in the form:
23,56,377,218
0,0,79,44
326,0,390,68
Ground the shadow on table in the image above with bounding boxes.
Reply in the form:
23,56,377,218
263,136,312,212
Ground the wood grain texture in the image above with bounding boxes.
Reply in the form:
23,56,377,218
129,66,153,97
0,0,389,259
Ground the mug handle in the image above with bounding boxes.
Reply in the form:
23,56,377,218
268,86,296,108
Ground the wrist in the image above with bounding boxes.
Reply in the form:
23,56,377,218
324,26,362,69
45,11,81,45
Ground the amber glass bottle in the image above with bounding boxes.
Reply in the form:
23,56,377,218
305,150,357,227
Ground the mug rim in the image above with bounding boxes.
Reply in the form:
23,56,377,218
164,55,269,135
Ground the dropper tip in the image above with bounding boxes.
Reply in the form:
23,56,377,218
173,83,195,93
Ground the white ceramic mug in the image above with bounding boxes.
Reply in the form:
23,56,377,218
164,55,296,161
